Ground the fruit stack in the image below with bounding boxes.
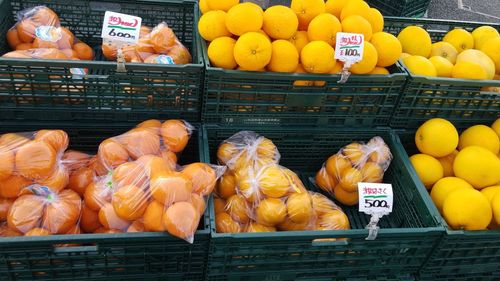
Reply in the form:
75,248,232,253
199,0,402,75
409,118,500,230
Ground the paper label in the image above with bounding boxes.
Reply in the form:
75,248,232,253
101,11,141,44
35,26,62,42
358,182,393,215
334,32,365,63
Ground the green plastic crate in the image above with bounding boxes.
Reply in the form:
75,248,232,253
367,0,430,17
0,0,203,123
384,17,500,130
0,122,209,281
396,129,500,281
202,125,444,281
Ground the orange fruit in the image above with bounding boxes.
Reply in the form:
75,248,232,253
150,172,193,205
57,27,75,49
15,43,33,50
255,198,287,226
161,120,190,153
137,119,162,133
334,185,359,206
31,6,60,26
277,218,312,231
143,200,166,232
217,171,237,199
160,150,178,170
0,133,30,149
68,167,94,196
325,154,351,178
318,209,350,230
119,128,161,159
15,141,57,179
7,194,45,233
315,167,336,193
0,197,14,221
140,26,152,38
98,203,131,230
25,227,51,236
112,161,146,188
0,175,32,198
217,142,239,165
286,192,314,223
38,166,70,193
64,224,81,235
80,203,102,233
342,143,365,166
215,212,241,233
0,225,22,237
181,163,217,195
102,42,118,60
112,184,148,221
42,189,81,234
361,162,384,183
150,24,176,54
290,0,326,31
98,138,129,169
62,150,91,172
0,150,15,180
214,198,227,214
339,167,363,192
84,182,112,211
7,28,21,49
191,193,206,215
61,49,79,59
91,157,109,176
34,130,69,152
138,155,172,179
246,222,276,232
226,194,250,224
17,20,37,43
127,220,145,232
32,37,59,49
73,42,94,60
311,192,337,216
167,42,192,64
163,201,200,241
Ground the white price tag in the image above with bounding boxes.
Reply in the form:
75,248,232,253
358,182,393,215
334,32,365,63
101,11,142,44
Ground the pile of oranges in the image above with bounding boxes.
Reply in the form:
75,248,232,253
5,6,94,61
214,131,351,233
315,137,392,206
0,120,225,243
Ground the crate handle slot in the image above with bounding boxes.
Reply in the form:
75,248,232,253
53,245,99,253
311,238,349,247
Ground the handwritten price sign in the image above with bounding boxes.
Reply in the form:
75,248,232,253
101,11,142,44
358,183,393,215
334,32,364,63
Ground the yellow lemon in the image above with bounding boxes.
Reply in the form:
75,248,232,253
234,32,272,71
206,0,239,12
443,188,492,230
481,185,500,202
480,37,500,75
370,32,402,67
430,177,473,213
208,36,237,69
459,125,500,154
492,118,500,139
289,31,309,53
325,0,349,18
340,0,370,21
365,8,384,33
453,146,500,189
256,198,287,226
430,41,458,64
368,67,390,75
199,0,210,14
397,26,432,57
198,11,232,41
286,192,314,223
226,194,250,224
403,56,437,77
415,118,459,157
215,212,241,233
437,150,458,177
226,3,263,36
472,26,500,50
290,0,326,31
455,49,495,80
443,28,474,53
452,61,488,80
429,56,454,78
267,40,299,73
301,41,337,73
410,154,444,189
400,52,411,60
341,15,373,41
258,165,291,198
263,5,298,40
217,170,237,199
350,42,377,74
333,185,359,206
308,13,342,46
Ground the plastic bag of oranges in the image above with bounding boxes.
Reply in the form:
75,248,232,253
315,137,393,206
61,150,96,197
4,6,94,61
102,22,191,64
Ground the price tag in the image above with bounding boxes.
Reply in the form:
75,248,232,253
334,32,365,62
358,182,393,240
101,11,141,44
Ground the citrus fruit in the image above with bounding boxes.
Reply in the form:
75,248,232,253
206,0,238,12
199,0,210,14
190,193,206,215
342,15,373,41
42,190,81,234
112,161,146,188
403,55,437,77
263,5,298,40
350,41,377,74
150,172,192,205
289,31,309,53
437,150,458,177
311,192,337,215
492,119,500,138
430,41,458,64
361,162,384,183
307,13,342,46
368,67,389,75
127,220,145,232
217,171,237,199
137,119,161,132
315,168,336,193
278,217,312,231
443,28,474,53
342,142,366,166
226,194,250,224
454,49,495,80
0,150,14,181
286,192,313,223
80,203,102,233
150,24,176,54
453,146,500,189
214,198,226,214
290,0,326,31
431,177,473,213
301,41,336,73
236,168,262,203
339,167,363,192
32,37,58,49
452,61,488,80
255,198,287,226
492,193,500,225
140,155,172,179
208,37,237,69
340,0,370,21
258,165,291,198
370,32,402,67
216,212,241,233
443,188,491,230
120,128,161,159
226,2,263,36
318,209,350,230
365,8,384,33
0,197,13,221
73,42,94,60
161,120,190,153
292,64,314,86
7,194,44,233
481,185,500,202
397,26,432,57
410,154,444,188
325,0,348,18
38,167,69,193
84,181,113,211
15,140,57,179
325,154,351,178
458,125,500,154
24,227,51,236
0,175,32,198
6,28,21,49
267,40,299,73
181,163,217,195
112,184,148,221
98,139,129,169
246,222,276,232
57,27,75,49
143,200,166,232
480,37,500,75
333,185,359,206
429,56,453,77
234,32,272,71
198,10,231,41
99,202,131,230
0,225,22,237
472,26,500,50
163,201,200,241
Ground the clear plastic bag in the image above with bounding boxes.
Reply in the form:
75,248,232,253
315,137,393,206
4,6,94,61
102,22,192,64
